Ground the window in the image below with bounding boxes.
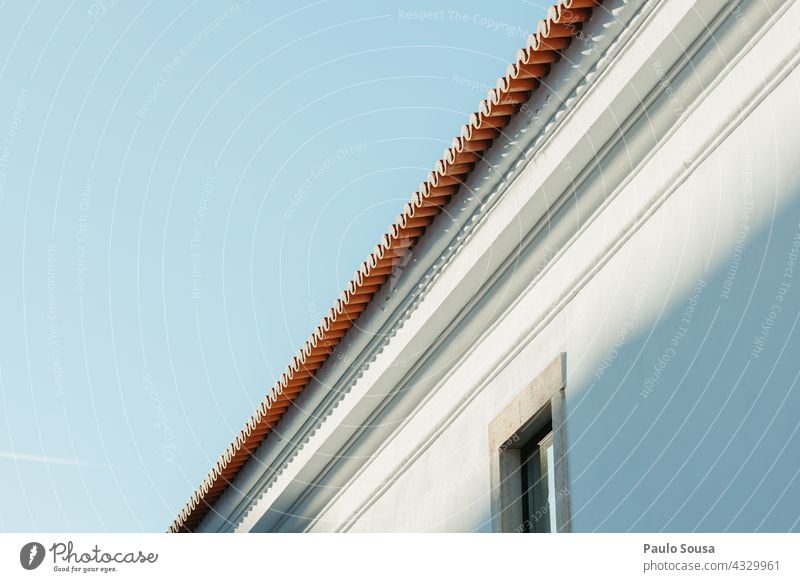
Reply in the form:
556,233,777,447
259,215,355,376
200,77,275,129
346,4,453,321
521,423,555,533
488,354,570,533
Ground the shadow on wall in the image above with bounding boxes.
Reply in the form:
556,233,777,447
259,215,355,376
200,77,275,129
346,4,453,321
564,188,800,532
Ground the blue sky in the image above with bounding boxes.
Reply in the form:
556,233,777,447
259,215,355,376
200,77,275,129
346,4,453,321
0,0,548,532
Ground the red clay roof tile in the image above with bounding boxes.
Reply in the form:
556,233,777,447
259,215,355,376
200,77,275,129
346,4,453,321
170,0,603,533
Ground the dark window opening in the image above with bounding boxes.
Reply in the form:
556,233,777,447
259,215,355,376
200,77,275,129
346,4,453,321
520,421,555,533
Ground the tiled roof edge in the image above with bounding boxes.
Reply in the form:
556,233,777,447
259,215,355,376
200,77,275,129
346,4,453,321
170,0,603,533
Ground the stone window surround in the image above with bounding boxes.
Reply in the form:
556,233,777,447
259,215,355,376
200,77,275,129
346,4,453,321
489,353,570,533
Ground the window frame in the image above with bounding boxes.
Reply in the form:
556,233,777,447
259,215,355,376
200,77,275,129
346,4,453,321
488,353,571,533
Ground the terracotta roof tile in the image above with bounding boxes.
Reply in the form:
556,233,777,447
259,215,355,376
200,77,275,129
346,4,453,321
170,0,603,533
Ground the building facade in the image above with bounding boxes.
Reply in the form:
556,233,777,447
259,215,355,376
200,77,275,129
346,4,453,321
173,0,800,532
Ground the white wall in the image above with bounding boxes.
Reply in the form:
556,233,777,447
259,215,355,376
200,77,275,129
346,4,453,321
315,2,800,533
